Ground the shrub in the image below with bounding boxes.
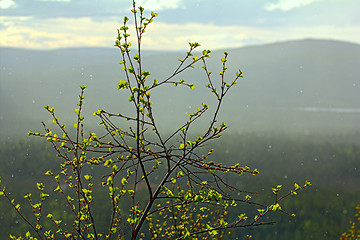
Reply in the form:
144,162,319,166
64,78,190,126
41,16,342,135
0,1,310,239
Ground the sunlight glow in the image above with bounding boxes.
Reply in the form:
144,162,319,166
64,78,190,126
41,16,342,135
0,0,16,9
0,16,359,50
265,0,323,11
137,0,184,11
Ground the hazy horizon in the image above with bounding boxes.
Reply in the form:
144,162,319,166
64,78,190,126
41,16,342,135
1,39,359,141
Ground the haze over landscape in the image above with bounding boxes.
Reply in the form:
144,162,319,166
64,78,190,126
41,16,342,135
1,0,359,140
1,39,360,140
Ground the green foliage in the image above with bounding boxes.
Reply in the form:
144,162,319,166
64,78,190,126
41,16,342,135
340,204,360,240
0,1,311,239
2,135,358,239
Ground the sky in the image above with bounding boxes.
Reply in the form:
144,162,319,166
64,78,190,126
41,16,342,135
0,0,359,50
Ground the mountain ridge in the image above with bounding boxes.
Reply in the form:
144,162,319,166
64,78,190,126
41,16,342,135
1,38,359,52
1,39,359,139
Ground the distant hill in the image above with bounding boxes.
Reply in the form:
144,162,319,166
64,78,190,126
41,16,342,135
1,39,360,140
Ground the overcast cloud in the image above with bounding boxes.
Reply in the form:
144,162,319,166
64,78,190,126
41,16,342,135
0,0,359,50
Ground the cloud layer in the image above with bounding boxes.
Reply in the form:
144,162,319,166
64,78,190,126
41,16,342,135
0,0,359,50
